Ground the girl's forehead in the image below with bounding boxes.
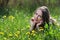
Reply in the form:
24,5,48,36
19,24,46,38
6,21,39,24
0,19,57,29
36,10,42,15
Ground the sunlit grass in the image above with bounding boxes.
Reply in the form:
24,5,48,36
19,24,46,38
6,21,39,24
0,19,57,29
0,7,60,40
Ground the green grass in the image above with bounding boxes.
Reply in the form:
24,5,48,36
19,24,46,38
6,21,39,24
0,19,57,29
0,7,60,40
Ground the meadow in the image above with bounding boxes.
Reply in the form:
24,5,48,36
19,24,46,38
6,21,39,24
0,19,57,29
0,7,60,40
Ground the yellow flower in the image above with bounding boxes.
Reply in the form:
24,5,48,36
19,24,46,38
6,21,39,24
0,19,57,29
38,27,44,31
3,15,6,19
27,25,30,28
31,30,35,35
31,32,36,36
0,32,4,35
8,15,15,20
26,32,30,35
32,30,35,33
14,31,20,37
39,28,44,31
8,33,13,37
40,27,43,29
33,34,36,36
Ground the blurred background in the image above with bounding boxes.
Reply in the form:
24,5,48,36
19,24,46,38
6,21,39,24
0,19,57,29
0,0,60,16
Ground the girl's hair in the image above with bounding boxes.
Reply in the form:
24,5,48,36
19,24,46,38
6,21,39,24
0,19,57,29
34,6,50,27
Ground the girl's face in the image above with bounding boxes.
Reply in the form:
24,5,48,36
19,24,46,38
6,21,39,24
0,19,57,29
34,10,42,21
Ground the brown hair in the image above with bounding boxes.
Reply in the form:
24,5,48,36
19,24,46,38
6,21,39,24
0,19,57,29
35,6,50,28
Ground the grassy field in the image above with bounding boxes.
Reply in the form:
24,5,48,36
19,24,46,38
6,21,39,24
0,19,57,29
0,7,60,40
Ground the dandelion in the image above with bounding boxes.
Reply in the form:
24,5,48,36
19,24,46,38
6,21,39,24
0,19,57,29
40,27,43,29
26,32,30,35
8,33,13,37
32,30,35,33
0,32,4,35
31,32,36,36
30,30,35,36
3,15,6,19
39,27,44,31
33,34,36,36
27,25,30,28
39,29,44,31
14,31,20,38
30,30,36,36
8,15,15,21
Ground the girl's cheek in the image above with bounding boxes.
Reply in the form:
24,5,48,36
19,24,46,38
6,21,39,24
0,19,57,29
34,14,38,17
34,15,38,20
